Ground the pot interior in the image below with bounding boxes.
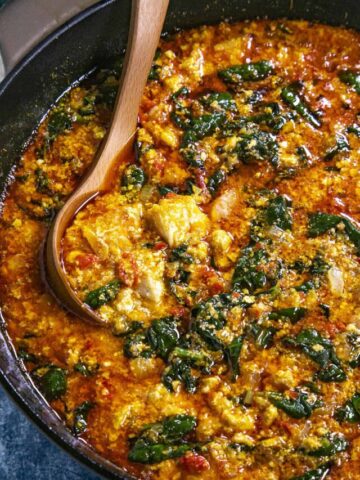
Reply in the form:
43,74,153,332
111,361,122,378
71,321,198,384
0,0,359,478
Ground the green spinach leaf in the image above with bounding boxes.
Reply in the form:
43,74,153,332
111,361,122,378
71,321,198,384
33,365,67,401
218,61,274,84
303,433,348,457
269,307,307,323
85,279,121,309
281,84,321,128
232,247,268,293
308,213,341,237
248,324,277,349
47,110,72,141
128,414,197,464
73,400,94,435
265,195,292,230
147,317,181,359
335,393,360,423
162,358,197,393
269,391,320,419
225,335,244,381
289,463,332,480
339,70,360,94
121,164,146,192
234,129,278,165
324,133,349,161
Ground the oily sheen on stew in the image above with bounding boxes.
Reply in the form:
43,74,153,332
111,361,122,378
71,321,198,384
1,20,360,480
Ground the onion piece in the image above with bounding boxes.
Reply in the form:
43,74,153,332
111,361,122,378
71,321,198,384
327,266,344,297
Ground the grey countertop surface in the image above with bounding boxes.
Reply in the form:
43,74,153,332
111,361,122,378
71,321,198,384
0,383,101,479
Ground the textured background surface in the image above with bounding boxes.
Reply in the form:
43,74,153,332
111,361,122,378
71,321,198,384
0,0,98,74
0,386,101,479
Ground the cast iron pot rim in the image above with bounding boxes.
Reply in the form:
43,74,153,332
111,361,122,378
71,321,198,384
0,1,357,479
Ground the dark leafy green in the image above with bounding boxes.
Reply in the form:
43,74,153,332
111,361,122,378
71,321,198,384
339,69,360,94
182,112,226,146
232,247,268,293
33,365,67,401
84,279,121,309
269,307,307,323
347,123,360,136
225,335,244,381
295,280,316,293
234,129,278,165
147,317,181,359
191,293,252,352
308,213,342,237
342,217,360,254
289,463,332,480
303,433,348,457
309,254,330,275
35,168,51,195
199,91,237,111
170,88,191,129
128,414,197,464
168,272,195,306
248,324,277,349
248,102,293,133
269,391,320,419
158,179,195,197
191,295,227,350
335,393,360,423
228,442,255,452
124,317,180,360
171,347,213,369
319,304,331,319
180,112,226,167
121,164,146,192
218,61,274,84
281,84,321,128
78,95,96,117
148,48,162,80
74,361,99,377
265,195,292,230
324,133,349,161
308,212,360,254
18,344,38,363
47,110,72,141
73,400,94,435
208,169,227,196
283,329,346,382
163,358,197,393
316,363,347,383
129,440,194,464
347,334,360,368
169,244,194,264
296,145,312,165
283,329,339,367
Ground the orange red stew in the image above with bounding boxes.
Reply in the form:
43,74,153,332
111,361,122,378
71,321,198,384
1,20,360,479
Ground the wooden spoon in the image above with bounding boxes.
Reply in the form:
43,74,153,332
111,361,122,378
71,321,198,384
45,0,169,324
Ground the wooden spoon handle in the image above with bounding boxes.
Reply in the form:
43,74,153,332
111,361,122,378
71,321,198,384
45,0,169,324
68,0,169,204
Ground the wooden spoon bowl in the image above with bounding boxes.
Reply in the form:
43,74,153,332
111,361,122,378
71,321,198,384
45,0,169,324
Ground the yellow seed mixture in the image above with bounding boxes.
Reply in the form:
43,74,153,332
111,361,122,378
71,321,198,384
1,20,360,479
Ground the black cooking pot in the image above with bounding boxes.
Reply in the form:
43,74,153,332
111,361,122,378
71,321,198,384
0,0,359,478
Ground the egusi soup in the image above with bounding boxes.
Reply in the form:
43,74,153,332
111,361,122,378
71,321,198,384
1,19,360,480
